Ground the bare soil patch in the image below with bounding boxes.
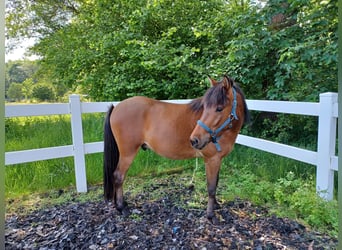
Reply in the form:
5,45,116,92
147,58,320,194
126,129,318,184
6,176,337,249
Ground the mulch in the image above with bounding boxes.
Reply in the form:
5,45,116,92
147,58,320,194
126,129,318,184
5,177,337,249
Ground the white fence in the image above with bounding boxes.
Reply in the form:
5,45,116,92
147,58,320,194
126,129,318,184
5,93,338,200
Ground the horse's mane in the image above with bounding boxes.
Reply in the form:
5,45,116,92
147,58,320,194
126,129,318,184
189,97,203,113
189,80,250,125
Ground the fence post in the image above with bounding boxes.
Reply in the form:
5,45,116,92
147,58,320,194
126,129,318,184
316,92,337,200
69,94,87,192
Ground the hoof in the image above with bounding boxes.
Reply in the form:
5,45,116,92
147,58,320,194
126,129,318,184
116,201,130,216
206,211,215,220
120,206,131,217
116,201,128,212
207,212,219,225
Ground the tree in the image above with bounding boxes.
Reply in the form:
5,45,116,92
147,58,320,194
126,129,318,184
5,0,80,51
219,0,337,102
28,0,227,101
22,78,34,100
7,83,23,101
6,0,337,104
5,60,39,97
31,83,55,101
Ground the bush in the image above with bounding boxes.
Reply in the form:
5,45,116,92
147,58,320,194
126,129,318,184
32,84,56,102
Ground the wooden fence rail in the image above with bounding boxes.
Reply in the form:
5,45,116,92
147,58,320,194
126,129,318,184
5,93,338,200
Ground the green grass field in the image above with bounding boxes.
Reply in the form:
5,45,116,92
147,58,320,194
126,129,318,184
5,114,338,237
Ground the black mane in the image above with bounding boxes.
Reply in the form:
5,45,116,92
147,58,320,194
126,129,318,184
189,78,228,113
189,79,250,125
189,97,203,113
203,83,228,108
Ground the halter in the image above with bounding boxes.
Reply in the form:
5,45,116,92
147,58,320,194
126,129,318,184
197,87,238,152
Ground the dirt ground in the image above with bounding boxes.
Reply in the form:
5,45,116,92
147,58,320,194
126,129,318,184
5,176,337,249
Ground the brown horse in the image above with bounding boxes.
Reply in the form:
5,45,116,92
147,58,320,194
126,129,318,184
103,75,250,219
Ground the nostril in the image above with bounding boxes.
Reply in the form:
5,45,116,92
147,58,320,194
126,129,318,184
190,138,199,147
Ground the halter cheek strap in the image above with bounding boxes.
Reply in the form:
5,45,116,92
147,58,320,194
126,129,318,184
197,87,238,152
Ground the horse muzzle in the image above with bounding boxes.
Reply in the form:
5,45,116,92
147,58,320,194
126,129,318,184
190,136,209,150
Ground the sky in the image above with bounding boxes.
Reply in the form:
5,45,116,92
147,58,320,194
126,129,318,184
5,46,27,62
5,38,38,62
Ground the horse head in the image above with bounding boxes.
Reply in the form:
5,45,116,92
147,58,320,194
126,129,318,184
190,76,238,152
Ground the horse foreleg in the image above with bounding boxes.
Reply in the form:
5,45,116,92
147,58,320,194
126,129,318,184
204,157,222,219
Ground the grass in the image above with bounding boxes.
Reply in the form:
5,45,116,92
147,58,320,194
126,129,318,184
5,114,195,195
5,115,338,237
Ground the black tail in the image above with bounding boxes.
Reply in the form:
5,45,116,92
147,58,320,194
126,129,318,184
103,105,119,201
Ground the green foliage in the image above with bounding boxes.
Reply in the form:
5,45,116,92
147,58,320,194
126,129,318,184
21,78,34,100
7,83,24,101
5,60,39,98
218,165,337,237
273,171,304,205
9,0,334,102
273,172,338,235
5,60,38,85
31,83,56,101
6,0,337,100
5,61,69,101
216,0,337,102
5,0,79,42
29,0,225,101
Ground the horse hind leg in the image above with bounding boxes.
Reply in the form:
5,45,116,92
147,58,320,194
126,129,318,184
113,154,136,213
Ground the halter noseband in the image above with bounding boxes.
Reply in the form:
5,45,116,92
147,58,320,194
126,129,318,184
197,87,238,152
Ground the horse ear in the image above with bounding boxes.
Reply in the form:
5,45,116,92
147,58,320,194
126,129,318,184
222,75,233,90
207,76,218,86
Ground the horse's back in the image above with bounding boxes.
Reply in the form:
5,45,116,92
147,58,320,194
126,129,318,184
111,96,192,125
111,96,153,119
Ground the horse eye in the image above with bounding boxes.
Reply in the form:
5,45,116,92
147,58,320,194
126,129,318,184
216,106,223,112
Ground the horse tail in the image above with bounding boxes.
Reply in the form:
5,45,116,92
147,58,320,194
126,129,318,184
103,105,119,201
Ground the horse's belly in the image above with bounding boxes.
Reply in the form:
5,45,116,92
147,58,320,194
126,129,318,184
143,138,198,160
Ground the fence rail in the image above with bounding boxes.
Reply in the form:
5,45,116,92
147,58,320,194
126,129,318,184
5,93,338,200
